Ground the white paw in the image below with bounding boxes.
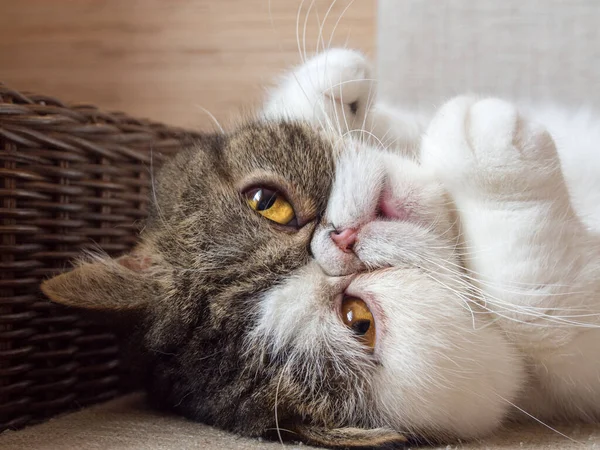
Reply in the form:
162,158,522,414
422,96,562,200
264,49,374,132
300,48,373,111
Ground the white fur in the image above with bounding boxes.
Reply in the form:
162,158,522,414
256,49,600,440
422,96,600,422
263,49,373,139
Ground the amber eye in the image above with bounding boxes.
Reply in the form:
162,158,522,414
244,187,297,226
341,297,376,351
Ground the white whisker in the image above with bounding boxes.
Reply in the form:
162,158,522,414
274,366,286,447
317,0,338,53
302,0,317,64
495,394,584,445
296,0,307,64
327,0,355,50
193,104,224,133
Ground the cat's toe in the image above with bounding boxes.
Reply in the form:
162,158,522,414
466,99,563,196
421,95,480,184
422,96,561,197
467,98,557,169
468,98,520,159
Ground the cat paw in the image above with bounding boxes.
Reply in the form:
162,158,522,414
422,96,563,200
264,49,374,132
301,48,373,113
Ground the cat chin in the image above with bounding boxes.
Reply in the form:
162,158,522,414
348,270,526,440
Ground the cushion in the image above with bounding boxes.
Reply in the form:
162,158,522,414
1,394,599,449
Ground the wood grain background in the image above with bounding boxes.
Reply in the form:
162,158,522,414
0,0,375,129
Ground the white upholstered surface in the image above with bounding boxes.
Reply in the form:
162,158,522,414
377,0,600,109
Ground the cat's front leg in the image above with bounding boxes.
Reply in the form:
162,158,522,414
422,97,600,419
263,49,425,156
421,97,600,340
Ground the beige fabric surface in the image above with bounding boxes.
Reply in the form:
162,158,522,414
1,393,600,449
377,0,600,109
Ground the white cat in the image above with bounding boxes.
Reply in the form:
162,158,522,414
260,49,600,439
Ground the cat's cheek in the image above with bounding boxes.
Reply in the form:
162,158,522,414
348,271,526,440
352,221,432,270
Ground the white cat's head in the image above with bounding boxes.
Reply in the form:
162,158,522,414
251,137,525,442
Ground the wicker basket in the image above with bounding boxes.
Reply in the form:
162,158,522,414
0,83,202,431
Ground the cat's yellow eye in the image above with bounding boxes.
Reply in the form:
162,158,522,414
341,297,376,351
245,187,297,226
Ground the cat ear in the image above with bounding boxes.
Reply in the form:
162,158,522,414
293,425,407,449
41,248,157,311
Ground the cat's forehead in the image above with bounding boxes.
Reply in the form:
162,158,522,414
224,121,335,210
150,121,336,229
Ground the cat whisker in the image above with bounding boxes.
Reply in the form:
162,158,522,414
322,51,345,138
494,394,584,445
147,148,197,259
337,71,352,137
420,252,572,305
413,229,589,291
274,364,286,447
317,0,339,55
422,271,482,329
404,248,600,328
193,104,224,133
425,270,558,331
302,0,317,65
296,0,308,65
311,92,342,138
313,6,323,54
265,427,298,435
441,256,591,299
173,390,194,408
340,127,386,151
327,0,355,51
325,78,379,88
360,79,379,143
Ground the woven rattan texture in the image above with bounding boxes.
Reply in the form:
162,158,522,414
0,83,201,432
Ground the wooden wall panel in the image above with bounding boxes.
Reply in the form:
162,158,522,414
0,0,375,129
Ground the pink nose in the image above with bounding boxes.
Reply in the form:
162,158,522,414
330,228,358,253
